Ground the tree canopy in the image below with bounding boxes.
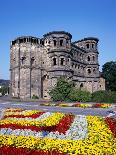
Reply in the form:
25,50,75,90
102,61,116,91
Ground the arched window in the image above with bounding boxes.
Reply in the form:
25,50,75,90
60,58,65,65
80,83,83,88
92,44,94,48
21,57,26,64
93,68,96,73
53,58,57,65
86,44,89,49
87,56,90,61
60,40,63,46
66,40,69,44
72,63,74,68
67,58,70,62
31,57,35,65
53,40,56,46
42,41,44,46
93,56,95,61
88,69,91,74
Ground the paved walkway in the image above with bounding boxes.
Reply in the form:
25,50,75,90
0,100,115,118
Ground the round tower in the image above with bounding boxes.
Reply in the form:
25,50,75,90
75,37,99,77
41,31,73,98
43,31,73,77
75,37,100,92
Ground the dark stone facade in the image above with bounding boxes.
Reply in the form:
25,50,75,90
10,31,105,99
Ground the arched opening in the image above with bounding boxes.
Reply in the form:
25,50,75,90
87,56,90,61
67,58,70,62
93,56,95,61
31,57,35,65
53,57,57,66
60,40,63,46
66,40,69,44
21,57,26,64
41,74,49,99
53,40,56,46
86,44,89,49
93,68,96,73
72,63,74,68
92,44,94,48
60,58,65,65
88,69,91,74
80,83,83,88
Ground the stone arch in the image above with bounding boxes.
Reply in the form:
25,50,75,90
86,43,90,49
53,57,57,66
93,68,96,73
87,68,91,74
87,56,90,61
60,39,63,46
41,74,49,99
31,57,35,65
21,56,26,64
92,43,94,49
59,56,65,66
53,40,57,46
80,83,84,89
93,56,95,61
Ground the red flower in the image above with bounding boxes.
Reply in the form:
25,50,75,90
105,117,116,137
0,114,74,133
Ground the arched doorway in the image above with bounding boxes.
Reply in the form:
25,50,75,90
41,74,49,99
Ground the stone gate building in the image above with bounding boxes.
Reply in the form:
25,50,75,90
10,31,105,99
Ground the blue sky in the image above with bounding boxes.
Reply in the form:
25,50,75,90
0,0,116,79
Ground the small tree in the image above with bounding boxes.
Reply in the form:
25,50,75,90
49,77,74,101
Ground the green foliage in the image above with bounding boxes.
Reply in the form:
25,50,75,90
0,86,9,96
49,77,74,101
68,89,91,102
49,76,116,103
32,94,39,99
49,77,91,102
92,90,116,103
102,61,116,91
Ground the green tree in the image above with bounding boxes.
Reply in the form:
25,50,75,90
102,61,116,91
0,86,9,96
49,77,74,101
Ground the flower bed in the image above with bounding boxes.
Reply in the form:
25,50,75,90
40,102,114,108
0,108,116,155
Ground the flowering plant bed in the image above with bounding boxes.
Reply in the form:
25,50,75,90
0,108,116,155
40,102,115,108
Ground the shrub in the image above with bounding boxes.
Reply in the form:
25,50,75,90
68,89,92,102
49,77,74,101
92,90,116,103
32,95,39,99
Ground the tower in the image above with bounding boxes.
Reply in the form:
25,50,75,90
10,36,42,99
41,31,73,98
75,37,100,92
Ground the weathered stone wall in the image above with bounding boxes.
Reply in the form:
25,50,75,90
10,32,105,99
